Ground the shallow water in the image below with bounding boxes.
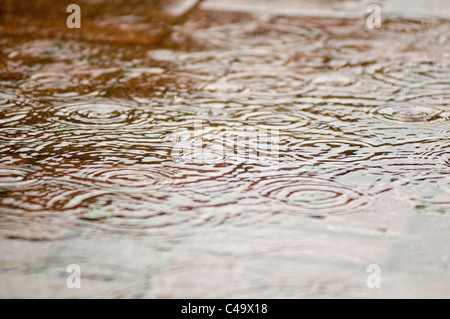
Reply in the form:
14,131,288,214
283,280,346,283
0,1,449,298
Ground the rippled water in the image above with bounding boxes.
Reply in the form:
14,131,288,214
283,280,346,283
1,5,449,298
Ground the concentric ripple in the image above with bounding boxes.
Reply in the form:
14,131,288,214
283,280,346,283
370,104,447,124
64,164,227,190
306,71,393,100
251,177,367,216
21,71,74,92
50,101,153,129
202,72,307,96
369,60,450,90
186,21,324,50
67,165,179,189
0,167,38,191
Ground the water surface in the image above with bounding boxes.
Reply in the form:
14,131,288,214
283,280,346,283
0,1,449,298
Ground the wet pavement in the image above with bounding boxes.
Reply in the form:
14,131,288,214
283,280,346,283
0,0,449,298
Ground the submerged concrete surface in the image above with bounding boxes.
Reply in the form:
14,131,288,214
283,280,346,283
0,0,449,298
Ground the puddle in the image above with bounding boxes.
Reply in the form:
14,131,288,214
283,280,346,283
0,0,449,298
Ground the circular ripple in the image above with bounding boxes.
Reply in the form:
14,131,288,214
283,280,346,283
370,104,446,124
0,167,38,190
1,180,112,213
85,168,165,188
65,164,225,190
202,72,307,96
293,139,376,163
366,60,450,104
51,101,153,129
369,61,450,88
252,177,367,216
65,165,179,189
307,71,388,95
310,73,356,88
304,71,398,104
186,21,323,50
21,72,74,92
